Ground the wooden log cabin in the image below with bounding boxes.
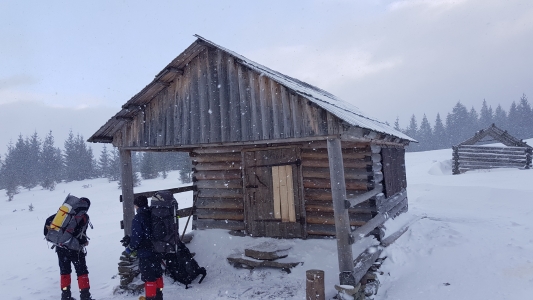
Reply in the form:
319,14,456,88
452,124,532,174
89,35,416,285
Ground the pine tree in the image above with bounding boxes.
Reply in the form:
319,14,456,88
64,130,77,182
468,106,479,131
493,104,507,129
479,99,494,129
418,114,433,151
433,113,447,150
176,152,192,183
448,102,470,145
140,152,159,179
24,132,41,190
405,115,419,151
507,102,519,137
2,142,20,201
40,131,63,191
108,148,121,182
64,131,96,181
394,117,401,131
98,145,111,178
116,150,141,189
12,135,31,190
516,94,532,139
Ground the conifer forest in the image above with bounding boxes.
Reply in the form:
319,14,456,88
0,94,531,200
0,130,191,201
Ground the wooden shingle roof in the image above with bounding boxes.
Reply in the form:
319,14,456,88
89,35,414,144
457,124,532,148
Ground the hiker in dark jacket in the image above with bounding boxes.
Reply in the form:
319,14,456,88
125,195,164,300
44,197,94,300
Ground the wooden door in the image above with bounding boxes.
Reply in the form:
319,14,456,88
243,147,304,238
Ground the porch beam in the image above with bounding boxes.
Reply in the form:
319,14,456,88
119,149,135,236
327,137,356,286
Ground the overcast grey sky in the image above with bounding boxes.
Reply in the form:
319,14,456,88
1,0,532,154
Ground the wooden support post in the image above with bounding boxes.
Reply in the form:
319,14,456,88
306,269,325,300
526,148,532,169
452,146,459,175
327,137,356,286
119,149,135,236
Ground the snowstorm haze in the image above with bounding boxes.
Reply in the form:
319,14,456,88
1,0,532,152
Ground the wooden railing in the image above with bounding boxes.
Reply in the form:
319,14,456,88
119,185,196,229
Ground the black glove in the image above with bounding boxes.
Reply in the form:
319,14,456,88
120,235,131,247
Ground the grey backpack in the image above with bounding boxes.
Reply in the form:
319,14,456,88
45,195,90,251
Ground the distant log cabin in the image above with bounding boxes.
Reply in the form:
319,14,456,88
89,35,416,285
452,124,532,174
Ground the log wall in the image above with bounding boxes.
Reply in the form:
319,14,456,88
115,47,342,148
452,145,532,174
191,147,245,231
301,141,384,238
190,141,410,238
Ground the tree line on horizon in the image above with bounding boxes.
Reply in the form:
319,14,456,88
396,94,533,152
0,130,191,201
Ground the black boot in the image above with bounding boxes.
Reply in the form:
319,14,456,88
61,286,76,300
155,289,163,300
80,288,95,300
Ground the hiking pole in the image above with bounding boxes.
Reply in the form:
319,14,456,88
181,190,198,242
174,202,178,253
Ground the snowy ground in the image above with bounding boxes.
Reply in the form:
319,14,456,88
1,140,532,300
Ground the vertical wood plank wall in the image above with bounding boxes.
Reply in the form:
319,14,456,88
379,146,408,217
115,47,341,148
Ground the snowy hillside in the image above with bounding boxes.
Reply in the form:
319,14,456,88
1,140,532,300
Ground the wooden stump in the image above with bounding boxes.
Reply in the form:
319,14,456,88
306,269,325,300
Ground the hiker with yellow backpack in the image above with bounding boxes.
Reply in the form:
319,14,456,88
44,195,94,300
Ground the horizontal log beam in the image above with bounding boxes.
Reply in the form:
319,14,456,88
176,207,194,218
195,208,244,220
301,151,370,160
193,219,245,231
457,153,527,160
193,162,242,171
303,178,372,190
191,152,241,162
193,170,242,180
306,211,372,226
192,146,245,154
353,246,383,284
306,224,337,236
351,213,388,244
305,188,367,201
131,185,195,199
459,145,529,152
376,189,407,213
458,157,527,163
301,141,370,150
346,184,383,208
197,188,242,198
458,162,527,168
196,198,243,210
302,159,371,169
305,200,373,212
303,167,372,180
195,179,243,189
